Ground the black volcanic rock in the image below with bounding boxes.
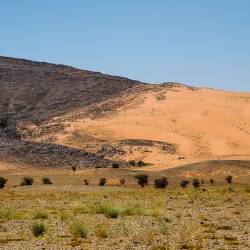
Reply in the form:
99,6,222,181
0,56,142,126
0,56,141,168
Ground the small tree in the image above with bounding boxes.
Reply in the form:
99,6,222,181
99,178,106,186
137,161,147,167
120,178,125,185
21,177,34,186
192,179,200,188
180,180,189,188
129,160,136,166
84,179,89,185
112,163,120,169
42,177,52,185
225,175,233,184
135,174,148,187
154,177,168,189
71,166,76,172
0,177,7,189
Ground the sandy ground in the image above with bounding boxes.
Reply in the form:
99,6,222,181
30,84,250,170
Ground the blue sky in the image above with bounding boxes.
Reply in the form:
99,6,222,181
1,0,250,91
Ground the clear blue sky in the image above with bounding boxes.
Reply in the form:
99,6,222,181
1,0,250,91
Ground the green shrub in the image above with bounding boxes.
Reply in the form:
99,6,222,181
42,177,52,185
103,206,122,218
0,177,7,189
180,180,189,188
21,177,34,186
95,224,111,238
70,222,88,238
112,163,119,169
99,178,106,186
33,210,48,220
154,177,168,189
192,179,200,188
225,175,233,184
135,174,148,187
32,222,46,237
0,208,23,220
84,179,89,185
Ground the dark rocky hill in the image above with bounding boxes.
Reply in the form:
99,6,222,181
0,56,142,168
0,56,142,137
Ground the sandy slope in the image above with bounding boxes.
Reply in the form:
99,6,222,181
31,84,249,170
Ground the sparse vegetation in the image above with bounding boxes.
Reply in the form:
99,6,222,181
99,178,107,186
135,174,148,187
0,177,7,189
70,222,88,238
0,169,250,249
84,179,89,185
32,222,46,237
95,224,111,238
180,180,189,188
21,177,34,186
42,177,52,185
154,177,168,188
103,206,122,218
129,160,136,166
112,163,120,169
192,179,200,188
120,178,125,185
225,175,233,184
137,160,147,167
33,210,48,220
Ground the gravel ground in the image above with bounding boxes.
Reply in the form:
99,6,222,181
0,183,250,250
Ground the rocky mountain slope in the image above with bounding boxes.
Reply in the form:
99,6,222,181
0,56,142,168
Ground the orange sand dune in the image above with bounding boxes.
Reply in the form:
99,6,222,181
34,84,250,170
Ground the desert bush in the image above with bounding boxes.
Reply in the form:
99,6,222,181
135,174,148,187
103,206,122,218
120,178,125,185
129,160,136,166
0,208,23,220
137,160,147,167
180,180,189,188
99,178,106,186
42,177,52,185
21,177,34,186
225,175,233,184
112,163,119,169
154,177,168,189
84,179,89,185
32,222,46,237
192,179,200,188
0,177,7,189
71,166,76,172
33,210,48,220
209,178,214,185
95,224,111,238
70,222,88,238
